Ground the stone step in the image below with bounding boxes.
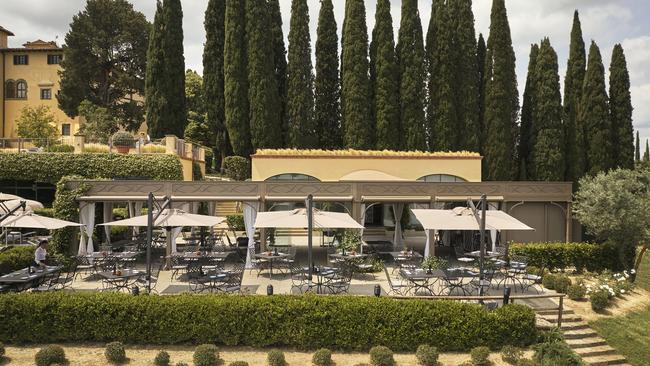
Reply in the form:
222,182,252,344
575,345,618,358
566,338,608,349
582,353,629,366
536,309,575,316
542,315,583,323
560,323,591,331
563,328,599,340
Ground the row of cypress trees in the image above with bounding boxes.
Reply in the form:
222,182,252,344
147,0,635,182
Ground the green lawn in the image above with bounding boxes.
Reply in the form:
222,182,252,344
590,251,650,366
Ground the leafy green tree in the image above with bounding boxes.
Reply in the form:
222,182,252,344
518,44,539,180
579,42,612,176
370,0,400,150
15,106,59,146
287,0,316,148
483,0,519,180
477,33,486,155
78,100,119,144
341,0,373,149
574,168,650,274
245,0,282,150
203,0,231,169
184,111,215,149
451,0,480,152
314,0,342,149
635,131,641,163
397,0,426,151
224,0,252,156
268,0,289,146
532,38,564,181
145,1,166,136
645,140,650,162
58,0,149,132
185,70,205,116
563,11,586,182
609,44,634,170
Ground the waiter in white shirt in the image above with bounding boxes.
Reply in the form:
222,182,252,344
34,240,48,267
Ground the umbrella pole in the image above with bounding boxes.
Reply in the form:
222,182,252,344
307,194,313,287
479,194,486,296
146,193,153,294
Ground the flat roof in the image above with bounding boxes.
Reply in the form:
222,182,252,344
253,149,482,159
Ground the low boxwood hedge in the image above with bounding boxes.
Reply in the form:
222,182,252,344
509,242,624,272
0,293,536,352
0,246,35,275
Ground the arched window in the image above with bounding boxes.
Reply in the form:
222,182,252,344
266,173,320,182
15,80,27,99
417,174,467,183
4,80,15,99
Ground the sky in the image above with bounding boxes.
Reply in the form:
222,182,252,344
1,0,649,146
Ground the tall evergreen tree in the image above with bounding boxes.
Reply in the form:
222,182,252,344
477,33,487,154
579,41,612,176
518,44,539,180
483,0,519,180
532,38,564,181
224,0,252,156
634,131,641,163
563,10,586,182
451,0,480,152
203,0,231,169
397,0,427,151
268,0,289,146
341,0,373,149
287,0,316,148
370,0,400,150
426,0,457,151
245,0,282,150
160,0,187,137
314,0,342,149
645,140,650,162
609,44,634,170
145,1,166,138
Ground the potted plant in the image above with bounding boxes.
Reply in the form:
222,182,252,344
339,230,361,256
112,131,134,154
421,256,447,274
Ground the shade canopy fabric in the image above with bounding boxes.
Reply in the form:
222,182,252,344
98,208,226,228
0,199,44,213
411,207,534,231
254,208,364,229
0,193,22,202
0,212,83,230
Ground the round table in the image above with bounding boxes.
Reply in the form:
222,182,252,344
254,252,290,279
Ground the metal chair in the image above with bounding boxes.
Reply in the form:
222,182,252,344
53,259,78,290
383,264,409,296
290,265,310,294
187,261,207,293
217,264,245,294
170,255,188,281
325,265,353,294
75,256,95,279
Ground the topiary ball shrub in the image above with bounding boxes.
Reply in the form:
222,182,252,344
154,350,171,366
229,362,250,366
267,349,287,366
553,275,571,294
415,344,438,366
590,289,610,311
541,273,556,290
194,344,220,366
533,341,581,366
470,346,490,366
105,341,127,364
312,348,332,366
34,345,66,366
500,345,523,365
567,283,587,301
223,156,251,181
369,346,395,366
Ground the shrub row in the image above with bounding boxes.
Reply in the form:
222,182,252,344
0,152,183,184
0,246,34,275
509,242,627,272
0,293,537,352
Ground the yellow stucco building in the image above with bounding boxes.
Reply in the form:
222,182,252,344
0,26,80,141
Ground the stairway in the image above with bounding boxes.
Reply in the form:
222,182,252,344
215,202,240,217
536,309,632,366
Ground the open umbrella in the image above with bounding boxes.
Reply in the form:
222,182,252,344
0,199,44,214
410,207,534,231
0,211,82,230
254,208,363,229
0,193,22,202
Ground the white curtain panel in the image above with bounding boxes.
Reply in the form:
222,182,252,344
243,201,259,268
489,202,499,252
392,203,405,250
103,202,113,245
424,229,437,257
170,227,183,253
358,203,366,253
78,202,95,255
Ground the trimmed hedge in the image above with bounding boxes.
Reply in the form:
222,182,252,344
0,293,537,352
0,246,35,275
0,153,183,184
509,242,625,272
223,156,250,181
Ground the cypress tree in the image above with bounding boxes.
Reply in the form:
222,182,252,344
314,0,342,149
518,44,539,180
370,0,400,150
161,0,187,137
245,0,282,150
268,0,289,147
451,0,480,152
532,38,564,181
203,0,231,169
287,0,316,148
634,131,641,163
397,0,427,151
645,140,650,162
341,0,373,149
579,41,612,175
609,44,634,169
563,10,586,182
224,0,252,156
483,0,519,180
477,33,486,155
145,1,166,139
426,0,457,151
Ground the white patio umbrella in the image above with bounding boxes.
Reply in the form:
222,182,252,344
254,208,364,230
0,193,22,202
0,211,83,230
0,199,44,214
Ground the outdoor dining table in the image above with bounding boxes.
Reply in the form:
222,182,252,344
388,251,423,261
98,269,144,292
465,250,503,259
254,252,290,279
400,267,479,296
87,251,140,260
0,265,63,291
173,251,230,261
329,252,368,263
